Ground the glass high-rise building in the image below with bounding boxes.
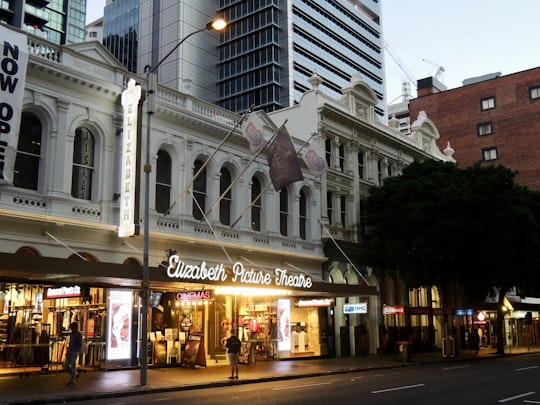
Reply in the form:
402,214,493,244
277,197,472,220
102,0,139,73
102,0,384,117
0,0,87,44
217,0,384,116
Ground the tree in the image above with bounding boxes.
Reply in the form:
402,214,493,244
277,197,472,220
365,160,540,354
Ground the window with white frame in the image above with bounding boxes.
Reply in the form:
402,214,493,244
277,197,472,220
192,159,207,220
358,151,365,180
219,167,232,226
325,138,331,168
299,189,307,240
480,96,495,111
338,143,345,172
530,86,540,100
482,147,498,161
477,122,493,136
14,112,42,190
251,176,261,231
340,195,346,227
71,127,95,200
279,188,288,236
155,150,172,214
327,191,333,225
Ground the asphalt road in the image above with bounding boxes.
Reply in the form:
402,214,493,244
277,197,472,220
75,355,540,405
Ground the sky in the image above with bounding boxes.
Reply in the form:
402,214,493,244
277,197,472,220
86,0,540,105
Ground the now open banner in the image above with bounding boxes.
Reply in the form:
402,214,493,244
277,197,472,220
0,26,28,185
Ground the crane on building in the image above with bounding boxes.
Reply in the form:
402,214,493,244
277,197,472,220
383,39,416,102
383,39,445,103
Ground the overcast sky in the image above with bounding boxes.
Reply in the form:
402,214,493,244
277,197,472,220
86,0,540,105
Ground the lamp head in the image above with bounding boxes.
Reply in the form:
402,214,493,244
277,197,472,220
207,18,227,31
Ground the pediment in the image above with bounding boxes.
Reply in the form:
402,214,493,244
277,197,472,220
64,41,126,69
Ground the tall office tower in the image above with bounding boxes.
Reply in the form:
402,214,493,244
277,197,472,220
217,0,384,116
102,0,384,116
102,0,139,73
0,0,87,44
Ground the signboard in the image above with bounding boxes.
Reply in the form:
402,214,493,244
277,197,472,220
45,285,81,299
0,26,29,184
118,79,142,237
382,305,405,315
297,298,332,307
107,290,133,360
277,299,291,351
181,333,206,368
455,308,474,316
166,256,313,290
176,289,213,302
344,302,368,314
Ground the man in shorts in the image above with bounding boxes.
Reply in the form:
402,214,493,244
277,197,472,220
225,331,241,380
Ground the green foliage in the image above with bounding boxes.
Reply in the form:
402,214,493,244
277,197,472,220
365,160,540,305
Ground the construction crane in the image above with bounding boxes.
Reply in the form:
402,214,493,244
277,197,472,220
383,39,416,101
383,39,446,102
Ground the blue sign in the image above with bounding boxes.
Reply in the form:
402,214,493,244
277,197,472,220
343,303,368,314
455,308,474,316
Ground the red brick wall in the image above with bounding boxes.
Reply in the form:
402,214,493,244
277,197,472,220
409,67,540,190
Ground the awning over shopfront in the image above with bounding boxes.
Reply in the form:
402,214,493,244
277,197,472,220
0,252,377,298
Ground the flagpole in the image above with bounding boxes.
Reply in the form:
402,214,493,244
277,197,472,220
205,119,288,217
163,106,253,216
229,132,316,228
319,218,369,284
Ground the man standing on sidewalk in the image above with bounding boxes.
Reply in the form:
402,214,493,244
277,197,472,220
225,331,241,380
64,322,83,386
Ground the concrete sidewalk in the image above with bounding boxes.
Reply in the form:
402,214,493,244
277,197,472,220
1,346,538,405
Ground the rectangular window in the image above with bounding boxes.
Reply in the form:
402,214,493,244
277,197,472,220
480,97,495,111
482,147,498,161
530,86,540,100
358,151,365,180
477,122,493,136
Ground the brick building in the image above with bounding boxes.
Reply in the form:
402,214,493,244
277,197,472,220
409,67,540,191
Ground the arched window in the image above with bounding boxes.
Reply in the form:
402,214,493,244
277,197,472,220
279,188,288,236
251,176,261,231
14,112,42,190
219,167,232,225
71,127,95,200
299,189,307,240
155,150,172,214
192,159,206,220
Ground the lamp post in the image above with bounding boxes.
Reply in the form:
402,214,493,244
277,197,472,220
140,18,227,387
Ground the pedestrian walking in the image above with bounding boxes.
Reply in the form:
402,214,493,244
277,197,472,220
64,322,83,386
225,331,241,380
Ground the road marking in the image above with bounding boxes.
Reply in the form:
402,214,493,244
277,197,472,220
516,366,539,371
442,365,470,371
372,384,425,394
156,397,172,401
498,392,535,402
523,401,540,404
273,382,333,391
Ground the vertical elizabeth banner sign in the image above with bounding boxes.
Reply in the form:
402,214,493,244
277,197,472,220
118,79,141,237
0,26,29,185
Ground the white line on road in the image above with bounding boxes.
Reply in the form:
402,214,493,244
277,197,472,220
156,397,173,401
523,400,540,404
372,384,425,394
498,392,535,402
442,365,470,371
273,382,334,391
516,366,539,371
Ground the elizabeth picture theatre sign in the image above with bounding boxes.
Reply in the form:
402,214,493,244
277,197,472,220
0,26,28,185
165,255,313,290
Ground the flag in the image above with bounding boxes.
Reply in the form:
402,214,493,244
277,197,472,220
266,126,303,190
0,26,29,185
243,113,266,152
302,141,328,176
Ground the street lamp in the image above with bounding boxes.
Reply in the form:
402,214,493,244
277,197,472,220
140,17,227,387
